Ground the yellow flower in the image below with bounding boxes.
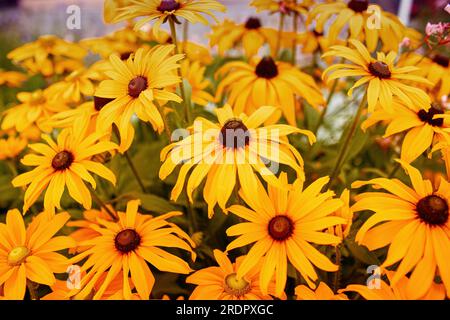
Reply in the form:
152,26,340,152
352,161,450,299
181,60,214,106
0,210,75,300
322,40,432,113
0,70,27,88
296,282,348,300
159,105,315,217
362,100,450,163
46,68,102,104
110,0,226,38
226,173,345,296
95,46,183,152
181,41,213,65
103,0,133,23
12,119,117,213
343,271,446,300
209,18,277,57
1,89,68,133
8,35,87,77
308,0,406,52
0,135,27,160
216,57,324,126
70,200,196,300
187,250,284,300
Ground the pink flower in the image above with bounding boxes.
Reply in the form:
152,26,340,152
426,22,446,36
400,37,411,48
445,4,450,14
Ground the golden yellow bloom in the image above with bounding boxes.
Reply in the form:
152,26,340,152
70,200,196,300
181,60,214,106
1,89,68,133
323,40,432,113
0,135,27,160
352,161,450,298
159,105,314,217
181,41,213,65
12,119,117,213
0,70,27,88
187,250,284,300
362,100,450,163
8,35,87,77
0,210,75,300
95,46,183,152
308,0,406,52
209,18,277,57
216,57,324,126
328,189,353,241
343,271,446,300
251,0,311,14
104,0,133,23
226,173,344,296
296,282,348,300
110,0,226,38
47,68,102,104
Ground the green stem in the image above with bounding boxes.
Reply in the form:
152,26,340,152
27,280,39,300
6,160,18,177
154,99,172,140
388,161,401,178
312,78,339,135
275,13,285,58
88,185,118,221
326,91,367,189
169,17,191,124
182,19,189,52
333,245,342,293
186,199,197,235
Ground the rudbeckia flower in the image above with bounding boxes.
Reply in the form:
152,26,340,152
181,60,214,107
209,18,278,57
0,70,27,88
322,40,432,113
159,105,315,217
95,46,183,152
46,67,102,104
362,100,450,163
226,173,345,296
110,0,226,38
327,189,353,242
12,119,117,213
308,0,406,52
216,57,324,126
352,161,450,299
103,0,133,23
187,250,284,300
0,210,75,300
1,89,68,133
343,271,446,300
70,200,196,300
296,282,348,300
0,135,28,160
251,0,311,14
7,35,87,77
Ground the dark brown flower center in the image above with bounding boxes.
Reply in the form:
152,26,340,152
120,52,133,60
94,96,114,111
417,104,444,127
52,151,74,171
432,54,449,68
224,273,251,297
348,0,369,12
416,195,449,226
268,215,294,241
313,30,324,37
157,0,180,12
115,229,141,253
368,61,391,79
128,76,148,98
219,118,250,149
255,56,279,79
244,17,262,30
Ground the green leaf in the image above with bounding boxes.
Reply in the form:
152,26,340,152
131,192,181,215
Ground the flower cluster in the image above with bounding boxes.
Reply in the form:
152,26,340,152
0,0,448,300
